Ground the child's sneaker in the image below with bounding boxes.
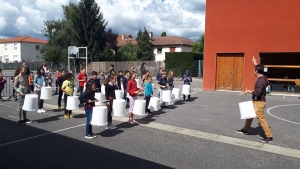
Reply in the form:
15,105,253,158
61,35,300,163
85,134,94,139
64,115,69,119
58,107,62,110
69,114,73,118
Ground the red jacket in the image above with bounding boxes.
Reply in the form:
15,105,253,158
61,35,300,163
127,79,139,97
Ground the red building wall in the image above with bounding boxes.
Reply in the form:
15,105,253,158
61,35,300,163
203,0,300,90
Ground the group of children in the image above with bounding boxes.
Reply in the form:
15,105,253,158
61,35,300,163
11,64,192,139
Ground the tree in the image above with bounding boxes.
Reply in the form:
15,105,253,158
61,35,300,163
117,42,140,61
192,33,204,53
136,28,154,61
161,32,167,36
41,0,118,63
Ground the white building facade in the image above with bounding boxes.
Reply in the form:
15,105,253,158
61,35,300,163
153,45,192,61
0,36,47,63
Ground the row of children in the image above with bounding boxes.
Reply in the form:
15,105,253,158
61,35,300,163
76,68,192,139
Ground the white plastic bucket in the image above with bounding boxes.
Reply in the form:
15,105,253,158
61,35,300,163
113,99,126,117
115,90,123,100
148,97,160,111
172,88,180,99
162,90,172,102
121,83,124,92
91,106,108,126
238,101,257,119
66,96,79,110
95,92,105,106
182,85,191,95
136,79,141,88
62,92,64,99
101,85,106,95
22,94,38,111
132,99,146,115
40,87,52,100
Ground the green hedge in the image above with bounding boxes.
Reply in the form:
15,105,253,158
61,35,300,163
165,52,202,76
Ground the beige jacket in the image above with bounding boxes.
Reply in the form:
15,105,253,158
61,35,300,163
14,74,31,94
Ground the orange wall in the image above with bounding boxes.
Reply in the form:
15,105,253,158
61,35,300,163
203,0,300,90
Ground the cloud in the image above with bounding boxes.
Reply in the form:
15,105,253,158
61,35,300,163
0,0,205,40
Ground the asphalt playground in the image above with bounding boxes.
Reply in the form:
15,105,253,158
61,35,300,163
1,79,300,169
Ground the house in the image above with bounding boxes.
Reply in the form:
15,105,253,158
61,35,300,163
116,33,194,61
0,36,47,63
203,0,300,92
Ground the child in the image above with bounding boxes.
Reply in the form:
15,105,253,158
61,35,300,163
28,72,34,92
168,70,175,91
57,70,66,110
62,73,75,119
127,72,143,124
158,72,168,109
182,69,192,102
13,66,33,123
88,71,101,92
98,70,105,85
0,73,7,102
79,81,98,139
34,67,47,113
55,70,61,94
47,73,53,87
123,70,130,100
104,75,118,130
117,70,124,90
145,76,153,115
142,70,150,86
77,68,87,106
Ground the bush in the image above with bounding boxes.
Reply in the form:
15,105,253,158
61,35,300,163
165,52,195,76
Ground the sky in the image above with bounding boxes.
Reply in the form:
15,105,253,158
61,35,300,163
0,0,205,41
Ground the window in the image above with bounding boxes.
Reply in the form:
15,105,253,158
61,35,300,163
14,44,17,50
14,55,18,62
4,55,9,63
157,48,162,54
36,45,40,50
5,44,7,50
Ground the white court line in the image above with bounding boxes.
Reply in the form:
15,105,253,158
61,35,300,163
0,123,85,147
0,104,12,107
267,104,300,125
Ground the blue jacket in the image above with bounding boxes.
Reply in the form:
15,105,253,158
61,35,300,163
34,75,47,88
145,82,153,97
156,72,162,81
182,73,192,85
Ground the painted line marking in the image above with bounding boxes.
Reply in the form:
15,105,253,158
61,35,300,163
0,124,85,147
112,116,300,159
267,104,300,125
0,104,13,107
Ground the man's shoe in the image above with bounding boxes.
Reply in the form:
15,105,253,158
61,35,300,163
260,137,273,143
85,134,94,139
236,129,248,135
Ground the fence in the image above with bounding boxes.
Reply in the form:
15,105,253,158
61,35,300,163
192,60,203,78
0,62,68,72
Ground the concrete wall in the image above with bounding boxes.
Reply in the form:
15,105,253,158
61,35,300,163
87,61,165,77
204,0,300,91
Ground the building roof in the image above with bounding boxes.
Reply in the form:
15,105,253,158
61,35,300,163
116,35,194,47
0,36,48,44
151,36,194,46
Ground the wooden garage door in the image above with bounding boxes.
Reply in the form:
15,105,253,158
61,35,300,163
216,53,244,91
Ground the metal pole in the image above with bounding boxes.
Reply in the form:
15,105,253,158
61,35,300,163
85,47,88,72
198,60,201,78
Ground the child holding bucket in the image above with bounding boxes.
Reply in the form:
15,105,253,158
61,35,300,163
79,81,98,139
182,70,192,103
62,73,75,119
167,70,175,91
145,76,153,115
127,72,143,124
158,72,168,109
34,67,47,113
28,72,34,92
104,75,118,130
13,66,33,123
